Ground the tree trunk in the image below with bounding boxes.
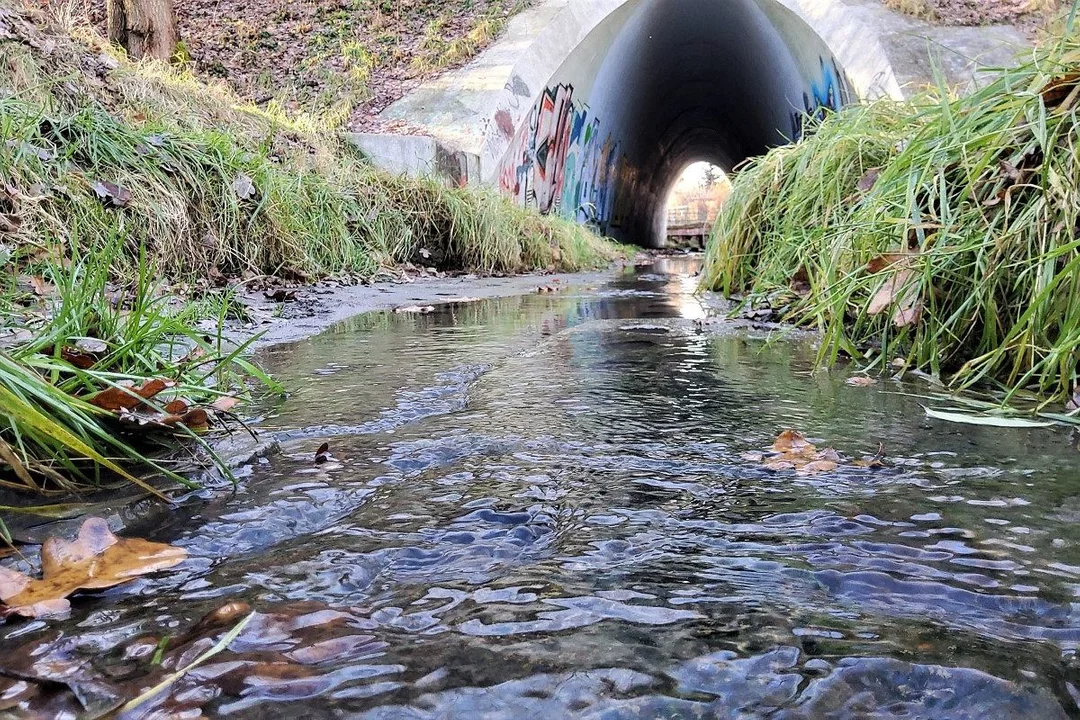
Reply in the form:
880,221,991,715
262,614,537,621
106,0,179,62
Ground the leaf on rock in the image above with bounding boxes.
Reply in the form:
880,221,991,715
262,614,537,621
264,288,297,302
0,517,186,619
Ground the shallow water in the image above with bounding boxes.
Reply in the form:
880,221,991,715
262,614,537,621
5,256,1080,718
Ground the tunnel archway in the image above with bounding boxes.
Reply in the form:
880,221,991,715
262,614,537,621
481,0,901,246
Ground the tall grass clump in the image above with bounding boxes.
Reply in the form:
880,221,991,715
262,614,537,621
0,240,272,503
703,15,1080,405
0,0,619,283
0,0,620,502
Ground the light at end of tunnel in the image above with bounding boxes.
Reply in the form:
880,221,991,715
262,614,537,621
664,162,730,250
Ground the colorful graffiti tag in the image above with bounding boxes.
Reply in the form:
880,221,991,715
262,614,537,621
497,83,630,231
790,56,850,140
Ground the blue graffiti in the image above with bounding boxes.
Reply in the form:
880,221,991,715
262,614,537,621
791,56,849,139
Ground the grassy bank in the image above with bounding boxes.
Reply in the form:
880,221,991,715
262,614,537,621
702,16,1080,408
0,0,619,504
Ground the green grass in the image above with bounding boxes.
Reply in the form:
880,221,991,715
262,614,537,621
0,0,620,504
702,13,1080,407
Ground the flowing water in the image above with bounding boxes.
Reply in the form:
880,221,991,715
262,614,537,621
5,257,1080,718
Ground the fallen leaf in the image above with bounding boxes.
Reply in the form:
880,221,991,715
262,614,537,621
856,167,880,194
866,253,909,274
867,267,915,316
29,276,49,297
0,437,34,487
164,399,188,415
90,180,132,208
1041,73,1080,111
232,173,256,200
892,296,923,327
75,337,108,354
798,460,838,475
176,408,209,431
853,443,887,468
923,406,1054,428
88,379,174,412
210,396,240,413
754,430,881,475
0,517,186,619
772,429,815,454
846,376,877,387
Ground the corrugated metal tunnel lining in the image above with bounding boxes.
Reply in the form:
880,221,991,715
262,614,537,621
491,0,851,246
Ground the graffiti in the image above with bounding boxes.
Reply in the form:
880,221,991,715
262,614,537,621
790,56,851,140
496,83,632,232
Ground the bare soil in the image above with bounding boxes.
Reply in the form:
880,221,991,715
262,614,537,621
886,0,1062,34
83,0,527,132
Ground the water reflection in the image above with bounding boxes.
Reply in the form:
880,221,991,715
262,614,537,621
3,253,1080,717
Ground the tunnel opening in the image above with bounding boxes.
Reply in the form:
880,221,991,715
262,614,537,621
490,0,854,247
663,161,731,249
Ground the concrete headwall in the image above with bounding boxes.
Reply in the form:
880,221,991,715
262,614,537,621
479,0,902,245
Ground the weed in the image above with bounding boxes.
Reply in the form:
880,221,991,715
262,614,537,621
703,16,1080,405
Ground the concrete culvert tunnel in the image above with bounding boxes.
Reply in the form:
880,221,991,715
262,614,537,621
479,0,901,246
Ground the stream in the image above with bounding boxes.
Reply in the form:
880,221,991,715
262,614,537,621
4,256,1080,718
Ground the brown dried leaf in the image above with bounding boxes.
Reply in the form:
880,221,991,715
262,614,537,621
0,518,186,619
164,399,188,415
90,180,132,208
88,379,173,412
0,213,20,234
29,275,49,297
0,437,34,488
178,408,209,431
771,429,815,454
892,296,923,328
867,267,915,316
797,460,838,475
866,253,908,274
211,396,241,413
1041,73,1080,110
60,347,97,370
